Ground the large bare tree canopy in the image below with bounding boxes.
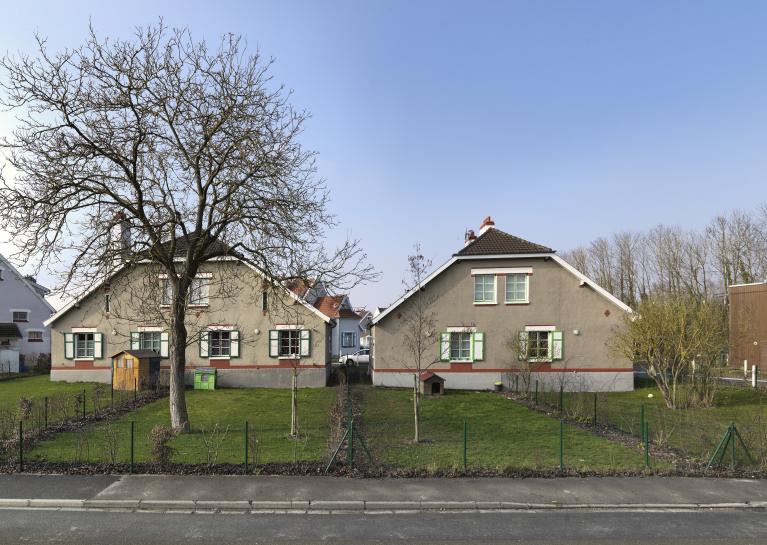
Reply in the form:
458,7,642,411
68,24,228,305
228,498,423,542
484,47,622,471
0,23,374,430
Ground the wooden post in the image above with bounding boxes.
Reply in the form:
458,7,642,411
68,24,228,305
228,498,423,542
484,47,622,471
129,421,135,474
44,396,48,429
752,365,758,388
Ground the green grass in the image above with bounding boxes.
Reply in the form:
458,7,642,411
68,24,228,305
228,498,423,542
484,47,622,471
29,388,336,465
359,386,652,471
0,375,98,413
538,380,767,466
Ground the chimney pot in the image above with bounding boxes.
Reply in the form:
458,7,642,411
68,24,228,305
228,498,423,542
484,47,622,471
464,229,477,247
479,216,495,235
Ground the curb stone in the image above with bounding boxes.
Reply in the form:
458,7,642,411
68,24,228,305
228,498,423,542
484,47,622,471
1,498,766,513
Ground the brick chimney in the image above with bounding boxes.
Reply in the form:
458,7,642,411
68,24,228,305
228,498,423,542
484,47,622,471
464,229,477,247
479,216,495,236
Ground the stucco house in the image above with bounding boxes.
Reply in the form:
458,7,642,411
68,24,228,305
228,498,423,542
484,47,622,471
371,217,633,392
44,240,336,387
285,279,363,359
0,253,55,373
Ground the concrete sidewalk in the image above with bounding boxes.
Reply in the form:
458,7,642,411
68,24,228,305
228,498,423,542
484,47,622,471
1,475,766,512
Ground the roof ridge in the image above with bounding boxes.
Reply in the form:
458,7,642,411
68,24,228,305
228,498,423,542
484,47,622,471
454,227,554,256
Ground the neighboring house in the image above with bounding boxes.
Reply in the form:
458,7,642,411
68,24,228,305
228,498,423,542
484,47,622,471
728,282,767,368
371,217,634,392
44,237,335,387
314,295,361,359
357,308,373,348
0,254,55,372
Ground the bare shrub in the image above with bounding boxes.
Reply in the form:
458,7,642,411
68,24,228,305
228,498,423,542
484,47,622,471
149,425,176,467
17,397,33,420
92,384,105,415
73,430,91,464
200,424,230,466
101,421,121,465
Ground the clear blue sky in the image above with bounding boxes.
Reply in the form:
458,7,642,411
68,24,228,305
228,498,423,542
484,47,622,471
1,0,766,310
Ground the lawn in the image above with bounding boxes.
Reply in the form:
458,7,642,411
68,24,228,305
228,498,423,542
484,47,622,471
0,375,99,412
538,379,767,466
359,386,652,471
29,387,336,465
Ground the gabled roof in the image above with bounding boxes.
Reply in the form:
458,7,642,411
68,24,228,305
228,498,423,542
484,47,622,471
45,257,333,326
372,226,631,326
314,295,359,319
112,349,161,359
0,254,55,313
455,228,553,256
0,323,22,338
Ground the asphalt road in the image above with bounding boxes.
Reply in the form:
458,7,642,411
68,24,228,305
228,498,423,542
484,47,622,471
1,510,766,544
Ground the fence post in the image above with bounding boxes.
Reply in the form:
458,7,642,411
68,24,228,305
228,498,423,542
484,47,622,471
644,421,650,469
244,421,249,475
593,393,597,426
463,420,468,472
348,417,354,469
18,420,23,473
129,421,135,474
111,381,114,408
134,378,138,402
559,386,564,415
44,396,48,429
559,420,564,471
640,404,645,442
82,389,86,420
534,380,538,405
752,365,758,388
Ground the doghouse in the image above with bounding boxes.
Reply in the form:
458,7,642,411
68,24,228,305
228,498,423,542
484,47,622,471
112,349,161,391
419,371,445,396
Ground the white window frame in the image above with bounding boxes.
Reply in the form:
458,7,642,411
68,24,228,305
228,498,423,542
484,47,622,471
505,273,530,304
74,332,96,360
209,330,231,358
449,331,472,362
278,329,301,357
473,274,496,304
27,329,44,342
341,331,357,348
159,272,212,307
11,309,30,323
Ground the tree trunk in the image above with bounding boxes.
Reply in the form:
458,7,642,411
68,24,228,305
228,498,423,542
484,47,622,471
169,305,190,432
290,369,298,437
413,373,420,443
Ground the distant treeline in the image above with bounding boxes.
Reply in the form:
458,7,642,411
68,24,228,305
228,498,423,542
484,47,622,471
562,204,767,307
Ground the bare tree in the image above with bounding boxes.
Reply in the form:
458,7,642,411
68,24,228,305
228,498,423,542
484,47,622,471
399,244,438,443
0,23,373,431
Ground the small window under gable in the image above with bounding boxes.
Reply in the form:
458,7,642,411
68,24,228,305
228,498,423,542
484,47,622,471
473,274,496,304
12,311,29,323
505,273,529,304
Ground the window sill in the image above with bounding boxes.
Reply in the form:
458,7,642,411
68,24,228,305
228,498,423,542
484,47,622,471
505,301,529,305
527,358,553,363
209,356,230,360
28,339,44,343
449,359,473,364
473,302,497,306
13,320,29,323
278,355,301,360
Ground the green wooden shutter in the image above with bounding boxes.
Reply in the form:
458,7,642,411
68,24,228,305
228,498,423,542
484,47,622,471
64,332,74,360
472,332,484,361
268,330,279,358
130,332,140,350
300,329,311,357
160,332,169,358
94,333,103,359
199,331,209,358
230,330,240,358
551,331,563,360
517,331,528,361
439,333,450,361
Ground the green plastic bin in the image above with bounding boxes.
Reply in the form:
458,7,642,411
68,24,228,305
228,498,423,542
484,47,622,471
194,367,217,390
